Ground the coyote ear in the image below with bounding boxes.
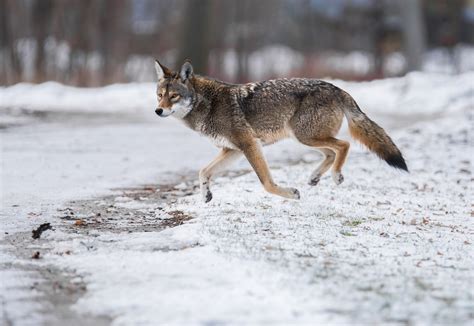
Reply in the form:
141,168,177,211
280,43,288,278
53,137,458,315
180,60,193,82
155,59,172,80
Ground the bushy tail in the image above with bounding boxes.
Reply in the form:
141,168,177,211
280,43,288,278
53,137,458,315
343,104,408,171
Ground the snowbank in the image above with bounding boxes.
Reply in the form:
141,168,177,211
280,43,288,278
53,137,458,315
1,72,472,118
0,82,156,113
334,71,474,117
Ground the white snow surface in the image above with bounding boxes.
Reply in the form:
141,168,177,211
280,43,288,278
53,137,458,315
1,72,473,325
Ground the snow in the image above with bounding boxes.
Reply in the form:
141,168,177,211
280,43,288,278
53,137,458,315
0,250,47,325
322,50,374,75
2,71,472,118
247,45,305,80
0,82,155,113
47,226,331,324
1,72,473,325
334,71,474,117
422,44,474,74
321,44,474,77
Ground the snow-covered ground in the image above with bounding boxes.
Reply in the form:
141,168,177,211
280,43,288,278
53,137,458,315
1,72,473,325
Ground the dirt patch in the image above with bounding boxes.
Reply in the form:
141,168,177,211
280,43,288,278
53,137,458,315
162,210,193,228
55,180,197,235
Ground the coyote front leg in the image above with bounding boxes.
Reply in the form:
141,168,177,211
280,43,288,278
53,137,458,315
199,148,242,203
239,138,300,200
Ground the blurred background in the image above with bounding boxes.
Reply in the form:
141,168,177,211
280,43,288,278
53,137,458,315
1,0,473,86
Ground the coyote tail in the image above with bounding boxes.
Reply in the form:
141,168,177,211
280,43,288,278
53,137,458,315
343,103,408,172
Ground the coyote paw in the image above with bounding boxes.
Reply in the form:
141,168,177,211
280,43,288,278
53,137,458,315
308,175,321,186
284,187,300,200
203,190,213,203
332,172,344,185
292,188,301,199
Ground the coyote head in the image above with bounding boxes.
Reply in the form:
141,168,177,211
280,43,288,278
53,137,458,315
154,60,194,118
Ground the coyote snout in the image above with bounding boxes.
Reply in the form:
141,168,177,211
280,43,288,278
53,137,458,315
153,59,408,203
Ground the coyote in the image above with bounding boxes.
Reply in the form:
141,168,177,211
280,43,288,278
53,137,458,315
154,60,407,202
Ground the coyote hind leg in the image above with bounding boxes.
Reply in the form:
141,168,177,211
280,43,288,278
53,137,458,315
298,138,350,186
308,148,335,186
329,138,350,185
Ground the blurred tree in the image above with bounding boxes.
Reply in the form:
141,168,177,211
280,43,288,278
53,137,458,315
400,0,426,71
32,0,54,82
0,0,471,86
0,0,21,84
177,0,211,74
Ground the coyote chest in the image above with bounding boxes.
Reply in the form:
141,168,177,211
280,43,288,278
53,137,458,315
207,134,238,149
193,122,238,149
204,129,290,149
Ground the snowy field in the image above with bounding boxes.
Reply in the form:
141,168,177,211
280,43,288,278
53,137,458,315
0,72,473,325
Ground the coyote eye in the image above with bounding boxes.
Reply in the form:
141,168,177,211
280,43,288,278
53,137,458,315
170,94,180,100
158,93,162,99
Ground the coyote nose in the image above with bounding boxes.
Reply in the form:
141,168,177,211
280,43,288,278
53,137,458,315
155,108,163,116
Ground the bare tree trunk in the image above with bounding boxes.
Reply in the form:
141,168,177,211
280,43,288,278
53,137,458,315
234,0,249,83
177,0,211,74
0,0,21,84
32,0,54,82
372,3,385,78
400,0,426,72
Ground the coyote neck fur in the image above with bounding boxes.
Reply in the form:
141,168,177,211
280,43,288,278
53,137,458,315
181,76,243,139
